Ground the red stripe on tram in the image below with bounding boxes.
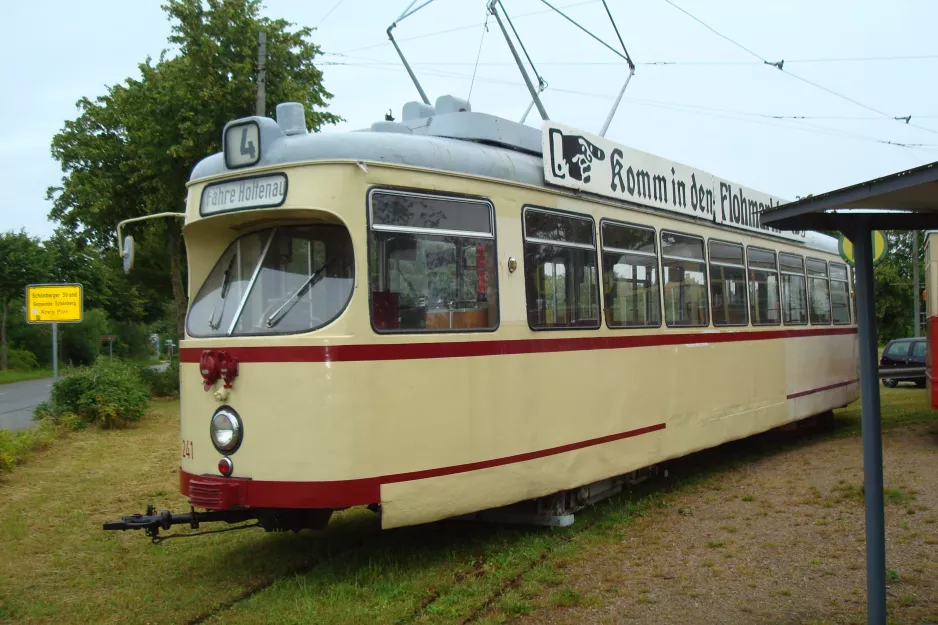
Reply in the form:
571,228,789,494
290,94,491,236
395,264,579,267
787,378,858,400
179,326,857,364
181,422,667,509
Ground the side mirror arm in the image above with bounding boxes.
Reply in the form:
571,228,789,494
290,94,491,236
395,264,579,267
117,212,187,258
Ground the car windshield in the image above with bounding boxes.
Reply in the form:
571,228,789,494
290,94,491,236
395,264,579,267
187,225,354,336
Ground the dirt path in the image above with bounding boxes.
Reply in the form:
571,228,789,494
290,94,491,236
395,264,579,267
519,424,938,625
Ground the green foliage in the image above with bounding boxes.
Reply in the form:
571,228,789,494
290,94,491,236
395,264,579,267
873,231,923,343
5,348,39,371
47,0,340,338
44,228,147,322
48,358,150,428
58,308,110,366
0,230,50,370
140,361,180,398
0,418,63,474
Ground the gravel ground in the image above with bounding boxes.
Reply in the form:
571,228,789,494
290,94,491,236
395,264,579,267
519,422,938,625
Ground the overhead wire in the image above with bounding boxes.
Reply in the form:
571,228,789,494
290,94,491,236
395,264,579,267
316,0,346,28
321,60,938,151
336,0,600,54
322,53,938,68
467,12,490,103
661,0,938,137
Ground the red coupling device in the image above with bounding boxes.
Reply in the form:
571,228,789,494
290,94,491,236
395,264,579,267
200,349,239,391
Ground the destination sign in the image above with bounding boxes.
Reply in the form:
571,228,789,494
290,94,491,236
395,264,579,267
26,284,83,324
542,122,806,242
200,173,287,216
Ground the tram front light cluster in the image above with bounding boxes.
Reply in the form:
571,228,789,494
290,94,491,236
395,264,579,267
210,407,242,454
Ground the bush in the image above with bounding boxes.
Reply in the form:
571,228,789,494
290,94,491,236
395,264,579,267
6,348,39,371
0,418,61,474
49,358,150,428
139,360,180,398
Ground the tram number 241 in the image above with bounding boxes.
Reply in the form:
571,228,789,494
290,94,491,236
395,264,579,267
181,439,194,460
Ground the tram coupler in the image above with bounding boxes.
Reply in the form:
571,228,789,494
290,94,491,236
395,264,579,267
102,504,257,539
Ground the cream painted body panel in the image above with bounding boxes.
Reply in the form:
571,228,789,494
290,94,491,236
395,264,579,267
179,161,859,529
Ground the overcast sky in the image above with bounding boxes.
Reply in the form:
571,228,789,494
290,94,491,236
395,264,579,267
3,0,937,239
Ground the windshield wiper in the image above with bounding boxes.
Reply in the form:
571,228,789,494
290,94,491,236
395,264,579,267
209,254,237,330
265,262,330,328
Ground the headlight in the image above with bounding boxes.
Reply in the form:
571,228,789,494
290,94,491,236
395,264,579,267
210,407,242,453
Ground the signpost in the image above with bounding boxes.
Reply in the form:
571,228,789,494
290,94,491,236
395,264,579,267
25,284,83,381
100,335,116,360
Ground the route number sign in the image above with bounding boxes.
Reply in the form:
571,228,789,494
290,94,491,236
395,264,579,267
25,284,83,324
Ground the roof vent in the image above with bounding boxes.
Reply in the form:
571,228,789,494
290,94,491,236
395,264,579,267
403,101,435,121
435,95,471,114
370,121,413,134
276,102,307,136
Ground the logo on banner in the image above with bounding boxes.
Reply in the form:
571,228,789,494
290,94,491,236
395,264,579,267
542,122,805,242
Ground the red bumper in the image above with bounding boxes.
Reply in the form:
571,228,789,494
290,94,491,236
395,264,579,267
179,470,380,510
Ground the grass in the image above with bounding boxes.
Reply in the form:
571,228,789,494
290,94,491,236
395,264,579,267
0,417,77,474
0,389,934,624
0,369,52,385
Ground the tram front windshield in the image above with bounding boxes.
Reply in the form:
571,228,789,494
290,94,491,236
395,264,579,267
187,225,354,336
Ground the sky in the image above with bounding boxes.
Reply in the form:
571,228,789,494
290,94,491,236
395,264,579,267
3,0,938,239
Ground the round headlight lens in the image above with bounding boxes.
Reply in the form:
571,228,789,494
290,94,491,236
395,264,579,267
210,408,242,453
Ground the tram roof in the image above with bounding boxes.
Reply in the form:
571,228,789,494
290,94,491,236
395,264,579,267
190,99,839,255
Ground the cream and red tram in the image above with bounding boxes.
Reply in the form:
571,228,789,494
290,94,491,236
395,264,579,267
105,98,858,536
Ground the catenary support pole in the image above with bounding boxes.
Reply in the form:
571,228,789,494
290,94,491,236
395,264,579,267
913,230,920,336
852,223,887,625
52,323,58,382
256,31,267,116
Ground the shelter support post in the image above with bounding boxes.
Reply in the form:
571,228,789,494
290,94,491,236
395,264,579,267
52,322,58,382
851,222,887,625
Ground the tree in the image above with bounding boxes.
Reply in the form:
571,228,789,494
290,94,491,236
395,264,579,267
48,0,339,337
0,231,50,370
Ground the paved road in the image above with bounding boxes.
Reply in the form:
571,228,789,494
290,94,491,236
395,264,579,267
0,378,53,432
0,363,172,432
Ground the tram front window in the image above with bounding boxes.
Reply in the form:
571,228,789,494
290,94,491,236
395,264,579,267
187,225,354,336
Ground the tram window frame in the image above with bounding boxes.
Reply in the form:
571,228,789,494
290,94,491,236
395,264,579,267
707,239,748,327
829,261,851,325
806,257,832,325
366,187,500,334
660,230,710,328
600,219,662,329
747,246,781,326
523,206,601,331
778,252,808,326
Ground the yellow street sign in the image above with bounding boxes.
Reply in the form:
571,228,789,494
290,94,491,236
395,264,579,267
838,232,888,267
25,284,83,324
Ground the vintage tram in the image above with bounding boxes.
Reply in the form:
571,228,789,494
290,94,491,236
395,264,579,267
105,96,858,537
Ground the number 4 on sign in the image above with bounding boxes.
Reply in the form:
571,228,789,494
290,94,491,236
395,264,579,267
240,127,256,159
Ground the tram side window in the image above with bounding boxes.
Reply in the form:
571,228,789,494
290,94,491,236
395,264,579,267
601,221,660,328
830,262,851,324
778,253,808,325
748,248,780,326
368,190,498,332
524,208,600,329
806,258,832,324
661,231,708,327
708,240,748,326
